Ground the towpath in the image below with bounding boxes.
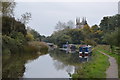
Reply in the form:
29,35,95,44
98,51,118,78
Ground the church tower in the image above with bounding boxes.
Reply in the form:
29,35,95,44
76,17,80,29
76,17,87,29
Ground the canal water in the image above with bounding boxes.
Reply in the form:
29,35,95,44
23,49,81,78
23,54,75,78
2,49,89,78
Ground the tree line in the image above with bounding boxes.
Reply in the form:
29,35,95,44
1,1,48,54
43,14,120,52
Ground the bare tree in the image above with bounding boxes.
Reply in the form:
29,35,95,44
20,12,32,25
55,21,66,31
55,20,74,31
66,20,74,29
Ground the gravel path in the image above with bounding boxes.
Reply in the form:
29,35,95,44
99,51,118,78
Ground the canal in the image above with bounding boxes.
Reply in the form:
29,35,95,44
2,49,89,78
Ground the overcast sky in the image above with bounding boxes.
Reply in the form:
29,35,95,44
14,2,118,36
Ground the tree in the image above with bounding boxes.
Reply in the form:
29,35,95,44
99,14,120,32
66,20,74,29
1,1,16,17
91,24,99,33
103,28,119,47
55,21,66,31
20,12,31,25
68,29,84,44
27,28,42,41
2,16,27,36
55,20,74,31
82,24,91,34
26,32,34,41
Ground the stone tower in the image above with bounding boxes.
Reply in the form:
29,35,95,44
76,17,87,29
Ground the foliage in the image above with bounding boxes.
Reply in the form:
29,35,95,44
50,29,72,47
103,28,119,47
46,14,119,48
82,24,91,35
2,16,27,36
99,14,120,33
84,39,97,46
26,32,34,41
1,2,16,17
10,32,26,44
67,29,84,44
27,28,42,41
24,41,48,53
44,23,103,47
91,24,99,33
2,8,44,55
2,35,24,54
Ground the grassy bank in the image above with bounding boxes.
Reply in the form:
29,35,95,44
96,45,118,60
72,48,109,78
96,45,120,78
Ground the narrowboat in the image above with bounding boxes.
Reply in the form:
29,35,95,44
79,45,92,58
61,44,76,53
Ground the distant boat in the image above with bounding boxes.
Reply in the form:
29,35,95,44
60,44,76,53
47,43,57,50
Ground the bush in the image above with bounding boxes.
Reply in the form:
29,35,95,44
24,41,48,54
2,35,24,54
26,32,34,41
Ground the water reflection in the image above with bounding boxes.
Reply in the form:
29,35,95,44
23,53,75,78
2,49,91,78
49,49,81,65
2,52,42,78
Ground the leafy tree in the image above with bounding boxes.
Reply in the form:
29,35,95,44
1,1,16,17
26,32,34,41
68,29,84,44
2,16,27,36
50,29,72,47
2,16,15,35
99,14,120,32
10,32,26,44
91,24,99,33
14,21,27,35
82,24,91,34
103,28,119,47
27,28,42,41
2,35,24,53
84,39,97,46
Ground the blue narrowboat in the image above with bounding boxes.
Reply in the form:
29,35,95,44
79,45,92,58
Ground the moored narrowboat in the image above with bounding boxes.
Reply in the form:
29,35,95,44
79,45,92,58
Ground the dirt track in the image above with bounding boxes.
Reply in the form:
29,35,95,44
99,51,118,78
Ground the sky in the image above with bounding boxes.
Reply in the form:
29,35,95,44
14,1,118,36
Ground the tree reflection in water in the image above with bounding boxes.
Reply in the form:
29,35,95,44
2,52,47,78
49,49,81,77
50,49,80,65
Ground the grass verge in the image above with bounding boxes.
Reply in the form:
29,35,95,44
96,45,120,78
72,48,109,78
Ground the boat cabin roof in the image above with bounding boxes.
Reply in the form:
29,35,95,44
80,45,92,48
